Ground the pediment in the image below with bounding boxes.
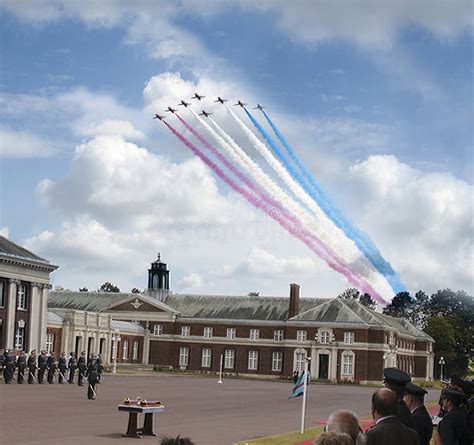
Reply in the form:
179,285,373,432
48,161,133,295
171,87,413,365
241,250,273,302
104,295,178,314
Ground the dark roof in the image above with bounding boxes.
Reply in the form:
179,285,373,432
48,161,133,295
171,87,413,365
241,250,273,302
0,235,49,263
48,291,133,312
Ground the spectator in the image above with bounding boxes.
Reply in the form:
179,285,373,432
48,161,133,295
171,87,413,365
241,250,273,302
359,388,419,445
314,432,353,445
160,435,194,445
326,409,361,443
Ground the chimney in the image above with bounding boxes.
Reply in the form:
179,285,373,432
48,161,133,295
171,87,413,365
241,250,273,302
288,283,300,319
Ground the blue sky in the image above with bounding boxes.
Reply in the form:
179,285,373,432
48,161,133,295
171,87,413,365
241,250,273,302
0,1,472,298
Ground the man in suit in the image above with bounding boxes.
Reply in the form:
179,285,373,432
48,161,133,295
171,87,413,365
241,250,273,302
359,388,419,445
434,388,469,445
383,367,416,430
404,382,433,445
68,352,77,384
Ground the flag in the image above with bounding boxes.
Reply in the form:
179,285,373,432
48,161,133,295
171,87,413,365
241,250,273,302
289,371,306,398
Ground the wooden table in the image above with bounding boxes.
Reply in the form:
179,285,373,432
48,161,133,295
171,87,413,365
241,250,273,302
118,404,165,438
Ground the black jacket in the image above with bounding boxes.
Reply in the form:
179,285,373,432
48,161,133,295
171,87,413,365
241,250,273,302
438,407,469,445
398,399,417,430
412,405,433,445
363,416,420,445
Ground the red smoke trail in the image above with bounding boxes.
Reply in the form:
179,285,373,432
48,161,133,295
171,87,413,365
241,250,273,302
162,120,384,302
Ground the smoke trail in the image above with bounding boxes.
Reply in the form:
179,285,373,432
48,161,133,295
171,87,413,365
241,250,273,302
161,120,386,303
258,108,405,293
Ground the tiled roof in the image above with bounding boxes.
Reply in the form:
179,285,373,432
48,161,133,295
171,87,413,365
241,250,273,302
48,291,133,312
0,235,56,268
47,311,64,323
111,320,145,334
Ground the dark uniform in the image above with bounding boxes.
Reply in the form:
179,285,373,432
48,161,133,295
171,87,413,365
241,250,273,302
27,351,37,383
68,353,77,384
16,351,27,384
438,389,469,445
37,351,48,383
3,350,16,384
405,382,433,445
97,355,103,383
86,359,99,400
58,353,68,383
77,352,87,386
47,353,57,384
383,367,417,431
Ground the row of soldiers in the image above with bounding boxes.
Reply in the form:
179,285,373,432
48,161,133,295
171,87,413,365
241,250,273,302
2,349,103,388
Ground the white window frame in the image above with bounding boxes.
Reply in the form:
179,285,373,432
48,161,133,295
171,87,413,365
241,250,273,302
320,330,330,344
201,348,211,368
153,324,163,336
295,350,307,373
45,333,54,354
132,340,139,360
122,340,129,360
274,329,284,342
17,283,27,310
249,329,260,340
272,351,283,372
224,349,234,369
203,327,213,339
296,330,307,342
344,332,354,344
181,326,190,337
226,328,236,340
15,327,25,350
341,351,355,377
248,350,258,370
179,347,189,367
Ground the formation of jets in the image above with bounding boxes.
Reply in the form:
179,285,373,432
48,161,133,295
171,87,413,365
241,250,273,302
154,94,266,120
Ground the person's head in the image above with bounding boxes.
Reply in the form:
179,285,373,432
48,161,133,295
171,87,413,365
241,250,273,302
31,350,36,355
326,410,360,442
404,382,427,411
81,351,86,356
61,352,66,357
383,368,411,400
314,432,353,445
160,436,194,445
372,388,398,421
441,389,463,412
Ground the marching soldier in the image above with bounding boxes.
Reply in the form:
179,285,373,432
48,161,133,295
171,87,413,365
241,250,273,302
434,388,469,445
86,354,99,400
16,351,27,384
77,351,87,386
58,352,68,384
383,367,416,430
68,352,77,384
3,350,16,384
404,382,433,445
47,351,57,384
27,350,37,384
37,350,48,383
97,354,103,383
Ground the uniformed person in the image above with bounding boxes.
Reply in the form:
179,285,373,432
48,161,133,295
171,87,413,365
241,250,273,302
77,351,87,386
383,367,416,430
3,350,15,384
16,351,27,384
434,388,469,445
27,350,37,384
37,350,48,384
68,352,77,384
86,354,99,400
97,354,103,383
404,382,433,445
47,351,57,384
58,352,68,384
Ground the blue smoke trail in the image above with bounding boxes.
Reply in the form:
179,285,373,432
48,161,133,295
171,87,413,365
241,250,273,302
245,107,405,293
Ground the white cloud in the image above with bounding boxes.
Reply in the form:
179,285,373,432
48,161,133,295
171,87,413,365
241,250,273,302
83,120,145,141
0,126,54,158
178,273,205,291
0,227,9,238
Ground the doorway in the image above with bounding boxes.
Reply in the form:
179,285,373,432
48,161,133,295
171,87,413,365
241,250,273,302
318,354,329,379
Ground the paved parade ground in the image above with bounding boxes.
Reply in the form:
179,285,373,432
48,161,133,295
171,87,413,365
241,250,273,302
1,374,441,445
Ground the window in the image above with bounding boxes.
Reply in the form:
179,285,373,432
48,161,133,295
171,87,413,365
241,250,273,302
342,353,354,376
224,349,234,369
295,351,306,372
248,350,258,370
45,333,54,354
226,328,236,340
153,324,163,336
274,330,284,342
17,284,27,310
344,332,354,344
0,281,4,307
203,327,213,339
122,340,129,359
179,347,189,367
296,330,307,342
272,352,283,372
132,341,139,360
181,326,190,337
250,329,260,340
201,348,211,368
15,327,25,350
320,331,330,344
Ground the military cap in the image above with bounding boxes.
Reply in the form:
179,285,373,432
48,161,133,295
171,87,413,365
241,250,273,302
405,382,428,396
450,374,465,387
443,388,464,404
30,350,36,354
383,367,411,385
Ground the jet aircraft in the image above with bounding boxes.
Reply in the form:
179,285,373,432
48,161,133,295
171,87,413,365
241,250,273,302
234,100,247,108
191,93,205,101
214,97,227,104
199,110,213,118
165,107,177,114
153,114,165,121
254,104,265,111
178,100,191,107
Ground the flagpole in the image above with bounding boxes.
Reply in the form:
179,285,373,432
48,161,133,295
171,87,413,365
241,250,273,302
300,357,310,434
218,354,223,384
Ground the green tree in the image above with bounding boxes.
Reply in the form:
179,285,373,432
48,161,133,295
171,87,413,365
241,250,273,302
79,287,89,292
98,282,120,293
383,291,415,318
359,293,377,310
338,288,377,310
424,316,456,378
131,288,141,294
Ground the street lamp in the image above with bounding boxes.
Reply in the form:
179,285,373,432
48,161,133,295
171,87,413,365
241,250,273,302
439,356,446,381
111,331,121,374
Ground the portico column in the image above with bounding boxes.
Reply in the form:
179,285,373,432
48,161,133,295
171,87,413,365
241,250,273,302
5,278,20,349
38,284,51,350
143,323,150,365
330,346,338,382
29,283,42,352
310,343,317,375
